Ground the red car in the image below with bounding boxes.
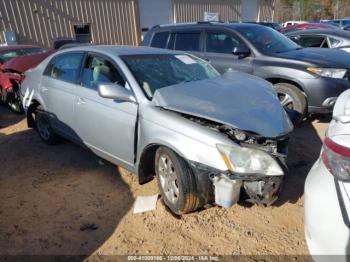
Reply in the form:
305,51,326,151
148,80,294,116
278,23,338,34
0,45,53,113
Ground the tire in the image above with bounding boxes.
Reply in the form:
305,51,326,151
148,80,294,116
34,105,59,145
155,147,200,215
273,83,307,124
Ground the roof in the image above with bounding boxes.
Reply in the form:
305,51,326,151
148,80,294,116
286,29,350,38
58,45,180,56
0,45,41,52
153,22,266,31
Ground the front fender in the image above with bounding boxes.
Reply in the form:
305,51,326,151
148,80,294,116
137,118,229,172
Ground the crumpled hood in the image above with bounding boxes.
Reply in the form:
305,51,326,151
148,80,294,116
273,48,350,68
152,71,293,138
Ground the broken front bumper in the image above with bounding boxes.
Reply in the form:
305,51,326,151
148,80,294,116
190,159,285,208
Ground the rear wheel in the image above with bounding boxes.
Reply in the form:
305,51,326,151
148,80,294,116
273,83,307,124
34,105,59,145
155,147,200,215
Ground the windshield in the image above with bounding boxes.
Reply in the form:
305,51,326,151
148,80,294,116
236,26,300,54
121,54,219,98
0,47,45,64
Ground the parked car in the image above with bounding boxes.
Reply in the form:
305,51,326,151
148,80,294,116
305,89,350,259
330,19,350,29
142,22,350,120
21,46,293,214
286,29,350,52
245,21,282,30
0,45,53,112
282,20,307,27
53,37,79,50
278,23,338,34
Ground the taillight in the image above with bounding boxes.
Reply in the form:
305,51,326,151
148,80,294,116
321,137,350,182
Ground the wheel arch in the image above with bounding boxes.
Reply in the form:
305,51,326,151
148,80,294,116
265,77,308,98
27,99,41,128
137,142,187,185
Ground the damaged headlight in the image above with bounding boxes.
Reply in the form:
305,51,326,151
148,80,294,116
216,144,283,176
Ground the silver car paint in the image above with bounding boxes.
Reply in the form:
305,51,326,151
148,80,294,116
152,71,293,138
22,45,291,177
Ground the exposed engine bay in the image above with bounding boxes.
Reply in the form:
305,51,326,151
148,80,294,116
182,113,289,207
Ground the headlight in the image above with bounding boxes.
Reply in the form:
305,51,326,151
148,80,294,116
307,67,347,79
216,144,283,176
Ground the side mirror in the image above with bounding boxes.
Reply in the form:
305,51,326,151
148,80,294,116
98,83,136,102
232,45,250,57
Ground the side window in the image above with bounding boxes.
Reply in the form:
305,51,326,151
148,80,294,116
299,36,326,47
168,33,175,49
44,53,84,83
174,32,201,51
329,37,341,48
205,31,245,54
81,55,125,89
150,32,169,48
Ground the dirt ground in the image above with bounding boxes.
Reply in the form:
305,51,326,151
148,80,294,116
0,103,329,258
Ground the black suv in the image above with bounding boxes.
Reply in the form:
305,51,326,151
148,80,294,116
142,22,350,119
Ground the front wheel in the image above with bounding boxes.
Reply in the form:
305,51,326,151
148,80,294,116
155,147,200,215
273,83,307,124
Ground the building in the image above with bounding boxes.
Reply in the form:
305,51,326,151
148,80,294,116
0,0,274,48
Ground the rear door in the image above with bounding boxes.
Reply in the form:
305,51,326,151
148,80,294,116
41,52,84,141
167,30,204,58
202,29,254,74
74,52,138,167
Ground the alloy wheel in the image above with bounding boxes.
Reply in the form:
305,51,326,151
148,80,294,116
158,154,179,204
278,92,294,110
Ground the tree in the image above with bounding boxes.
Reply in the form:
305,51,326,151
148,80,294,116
321,0,334,19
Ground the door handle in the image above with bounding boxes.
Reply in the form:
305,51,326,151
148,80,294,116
77,97,86,105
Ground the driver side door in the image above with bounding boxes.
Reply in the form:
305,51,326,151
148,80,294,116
202,30,254,74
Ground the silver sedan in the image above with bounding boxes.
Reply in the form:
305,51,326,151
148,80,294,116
21,46,293,214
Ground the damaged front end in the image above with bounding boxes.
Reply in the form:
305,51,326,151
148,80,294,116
151,73,293,208
183,114,289,207
0,68,25,113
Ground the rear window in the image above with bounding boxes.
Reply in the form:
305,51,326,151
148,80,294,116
174,32,201,51
150,32,169,48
